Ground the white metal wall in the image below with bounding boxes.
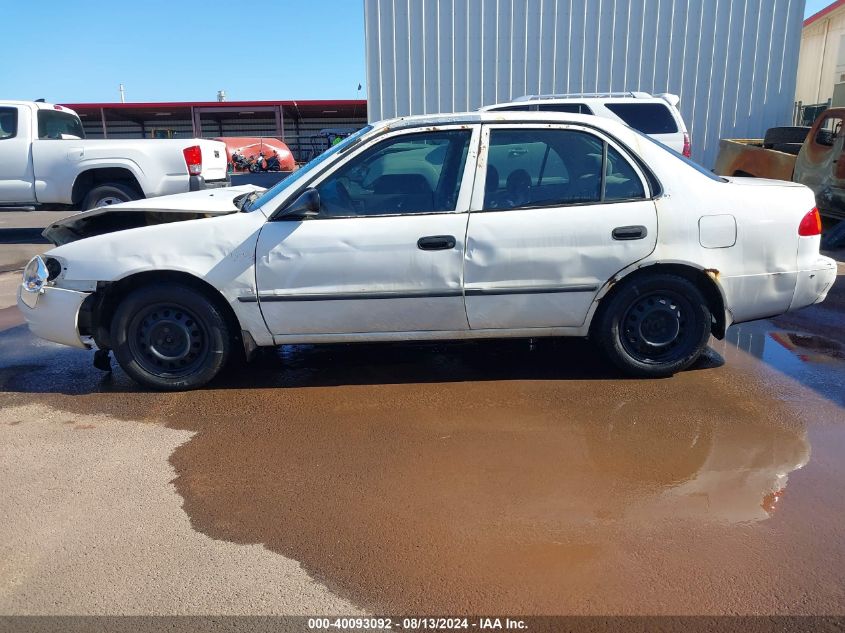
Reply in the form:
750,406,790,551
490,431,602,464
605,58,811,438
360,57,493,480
796,6,845,106
364,0,805,167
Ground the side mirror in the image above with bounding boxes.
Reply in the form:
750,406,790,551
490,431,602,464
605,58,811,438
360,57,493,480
279,188,320,220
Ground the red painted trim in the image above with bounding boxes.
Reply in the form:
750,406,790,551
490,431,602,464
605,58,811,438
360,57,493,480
804,0,845,27
61,99,366,110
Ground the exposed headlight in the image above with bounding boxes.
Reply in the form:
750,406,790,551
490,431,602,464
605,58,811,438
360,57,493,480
22,256,48,293
44,256,62,281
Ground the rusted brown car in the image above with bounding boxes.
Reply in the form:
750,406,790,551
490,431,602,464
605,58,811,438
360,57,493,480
714,108,845,219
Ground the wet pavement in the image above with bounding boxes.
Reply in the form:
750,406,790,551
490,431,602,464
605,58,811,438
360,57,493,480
1,271,844,615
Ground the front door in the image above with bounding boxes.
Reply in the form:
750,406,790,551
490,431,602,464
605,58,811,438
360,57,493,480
0,106,35,204
255,126,478,337
464,124,658,330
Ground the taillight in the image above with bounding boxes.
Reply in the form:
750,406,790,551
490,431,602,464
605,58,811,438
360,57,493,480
798,207,822,236
682,132,691,158
183,145,202,175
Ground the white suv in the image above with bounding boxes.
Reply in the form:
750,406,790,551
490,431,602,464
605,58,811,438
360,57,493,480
481,92,691,157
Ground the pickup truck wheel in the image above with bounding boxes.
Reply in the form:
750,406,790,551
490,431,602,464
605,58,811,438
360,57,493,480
594,274,711,378
110,283,231,390
81,183,140,210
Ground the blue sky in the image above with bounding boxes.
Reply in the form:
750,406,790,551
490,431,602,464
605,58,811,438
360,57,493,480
1,1,828,104
2,0,367,103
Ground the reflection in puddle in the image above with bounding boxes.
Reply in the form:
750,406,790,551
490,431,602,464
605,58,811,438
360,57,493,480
725,323,845,407
583,403,809,524
728,327,844,365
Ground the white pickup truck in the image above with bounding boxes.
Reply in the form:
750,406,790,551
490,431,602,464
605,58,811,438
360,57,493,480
0,100,228,210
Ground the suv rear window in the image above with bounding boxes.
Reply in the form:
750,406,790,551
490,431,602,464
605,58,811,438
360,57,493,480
605,103,678,134
37,110,85,139
537,103,593,115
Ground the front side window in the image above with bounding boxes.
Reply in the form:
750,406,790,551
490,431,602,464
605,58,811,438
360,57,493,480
0,108,17,140
36,110,85,139
482,128,645,210
316,130,471,217
605,103,678,134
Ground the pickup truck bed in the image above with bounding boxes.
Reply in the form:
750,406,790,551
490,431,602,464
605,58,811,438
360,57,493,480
713,139,797,181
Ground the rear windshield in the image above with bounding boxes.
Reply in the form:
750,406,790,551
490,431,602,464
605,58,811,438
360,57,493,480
537,103,593,115
37,110,85,139
605,103,678,134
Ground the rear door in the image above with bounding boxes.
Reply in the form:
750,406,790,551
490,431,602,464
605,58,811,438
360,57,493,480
464,124,657,330
0,106,36,203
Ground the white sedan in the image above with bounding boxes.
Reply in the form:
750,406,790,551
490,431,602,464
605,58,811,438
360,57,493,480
18,112,837,390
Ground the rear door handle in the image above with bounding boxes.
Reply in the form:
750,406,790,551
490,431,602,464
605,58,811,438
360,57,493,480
612,225,648,241
417,235,457,250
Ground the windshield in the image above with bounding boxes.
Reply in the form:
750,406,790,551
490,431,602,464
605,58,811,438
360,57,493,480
244,125,374,212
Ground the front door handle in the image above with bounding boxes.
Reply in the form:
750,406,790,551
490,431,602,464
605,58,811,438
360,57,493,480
417,235,456,250
612,225,648,241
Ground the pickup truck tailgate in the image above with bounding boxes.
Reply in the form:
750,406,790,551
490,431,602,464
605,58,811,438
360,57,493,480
198,140,228,182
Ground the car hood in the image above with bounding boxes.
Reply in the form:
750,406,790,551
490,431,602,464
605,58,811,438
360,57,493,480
43,185,265,246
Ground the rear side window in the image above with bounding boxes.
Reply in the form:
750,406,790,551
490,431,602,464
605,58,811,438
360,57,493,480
37,110,85,139
0,108,17,140
482,128,646,210
605,103,678,134
537,103,593,115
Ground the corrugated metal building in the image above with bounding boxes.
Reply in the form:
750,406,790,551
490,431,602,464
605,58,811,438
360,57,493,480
364,0,805,168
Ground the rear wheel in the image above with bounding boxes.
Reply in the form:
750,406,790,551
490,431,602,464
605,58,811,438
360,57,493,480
81,183,140,210
110,283,231,390
593,273,711,377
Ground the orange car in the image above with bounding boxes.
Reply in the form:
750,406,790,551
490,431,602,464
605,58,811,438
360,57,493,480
215,137,295,172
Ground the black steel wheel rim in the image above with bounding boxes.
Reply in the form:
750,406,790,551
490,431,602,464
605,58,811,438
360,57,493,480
128,303,209,377
620,290,695,364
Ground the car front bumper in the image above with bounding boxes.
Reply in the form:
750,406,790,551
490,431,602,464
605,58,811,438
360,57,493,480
17,285,91,349
789,256,838,311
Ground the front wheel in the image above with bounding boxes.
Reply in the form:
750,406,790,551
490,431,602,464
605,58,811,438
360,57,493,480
593,273,712,378
110,283,231,390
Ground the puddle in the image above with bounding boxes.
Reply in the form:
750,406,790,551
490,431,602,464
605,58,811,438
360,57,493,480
725,323,845,407
2,318,845,613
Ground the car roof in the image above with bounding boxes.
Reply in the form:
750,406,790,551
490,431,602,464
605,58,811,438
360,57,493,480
373,110,632,133
480,91,682,109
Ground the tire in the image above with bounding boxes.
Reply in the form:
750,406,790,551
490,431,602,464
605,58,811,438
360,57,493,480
762,126,810,147
110,283,231,390
593,273,712,378
770,142,803,155
81,183,141,210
